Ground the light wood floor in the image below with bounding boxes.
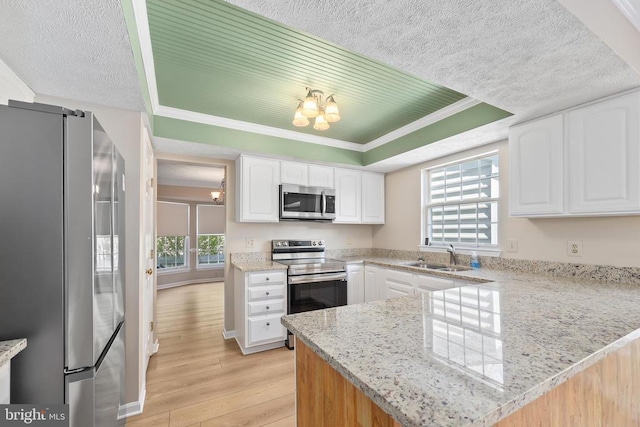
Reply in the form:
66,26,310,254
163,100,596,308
126,282,296,427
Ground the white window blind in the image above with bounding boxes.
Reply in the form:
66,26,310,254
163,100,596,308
426,154,499,246
196,205,225,235
157,202,189,237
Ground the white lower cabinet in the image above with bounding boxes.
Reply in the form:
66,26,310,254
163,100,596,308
364,265,386,302
347,264,364,305
361,265,478,301
234,268,287,354
415,275,455,292
385,269,415,299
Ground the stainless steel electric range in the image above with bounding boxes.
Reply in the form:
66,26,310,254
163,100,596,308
272,239,347,348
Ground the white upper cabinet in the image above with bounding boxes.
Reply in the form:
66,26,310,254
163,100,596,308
568,91,640,214
237,155,385,224
509,114,564,216
508,90,640,217
280,161,334,188
308,164,334,188
236,155,280,222
334,168,362,223
361,172,385,224
280,161,308,186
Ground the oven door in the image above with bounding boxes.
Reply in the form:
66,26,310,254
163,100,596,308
287,272,347,314
280,184,336,221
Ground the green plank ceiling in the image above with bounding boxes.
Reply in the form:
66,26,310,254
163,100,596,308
140,0,512,163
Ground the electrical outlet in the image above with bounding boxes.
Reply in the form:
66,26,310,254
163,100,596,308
506,239,518,253
346,236,354,246
567,240,583,257
245,238,255,248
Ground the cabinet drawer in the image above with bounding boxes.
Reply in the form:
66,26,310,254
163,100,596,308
248,285,286,301
248,314,286,345
416,275,454,291
248,271,285,286
248,299,285,316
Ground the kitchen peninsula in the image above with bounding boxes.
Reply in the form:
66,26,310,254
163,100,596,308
282,268,640,426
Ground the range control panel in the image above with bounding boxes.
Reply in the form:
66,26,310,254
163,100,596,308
272,239,325,249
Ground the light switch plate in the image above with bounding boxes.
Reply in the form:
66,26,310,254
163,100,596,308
506,239,518,253
567,240,583,257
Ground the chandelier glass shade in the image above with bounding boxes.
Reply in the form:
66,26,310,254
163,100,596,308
210,178,225,205
292,88,340,131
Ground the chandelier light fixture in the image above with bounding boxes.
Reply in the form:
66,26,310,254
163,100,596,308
292,88,340,131
210,178,225,205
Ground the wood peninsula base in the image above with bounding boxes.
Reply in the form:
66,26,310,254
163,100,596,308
295,337,640,426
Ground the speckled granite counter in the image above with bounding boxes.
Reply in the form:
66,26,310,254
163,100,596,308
0,339,27,367
231,261,288,272
282,269,640,427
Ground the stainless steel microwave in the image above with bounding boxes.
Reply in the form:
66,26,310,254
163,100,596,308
279,184,336,221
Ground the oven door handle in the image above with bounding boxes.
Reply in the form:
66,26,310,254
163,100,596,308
288,272,347,285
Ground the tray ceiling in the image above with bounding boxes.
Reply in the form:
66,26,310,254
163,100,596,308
146,0,508,146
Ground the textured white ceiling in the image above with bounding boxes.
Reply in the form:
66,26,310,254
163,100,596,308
157,160,225,188
228,0,639,123
0,0,144,111
2,0,639,171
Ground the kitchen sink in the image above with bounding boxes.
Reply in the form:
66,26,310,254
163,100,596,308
403,262,448,269
403,262,472,272
436,266,472,272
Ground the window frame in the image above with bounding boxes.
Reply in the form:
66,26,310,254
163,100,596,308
156,235,189,273
421,151,501,255
196,233,226,270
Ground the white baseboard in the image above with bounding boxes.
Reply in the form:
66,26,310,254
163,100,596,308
152,339,159,354
222,328,236,339
157,277,223,290
235,337,285,355
117,386,146,419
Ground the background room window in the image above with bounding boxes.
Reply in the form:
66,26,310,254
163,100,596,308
156,236,187,269
156,201,190,270
197,234,225,266
425,154,499,246
196,205,225,268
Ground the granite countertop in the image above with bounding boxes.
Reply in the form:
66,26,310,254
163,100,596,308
232,261,288,272
282,266,640,427
0,339,27,367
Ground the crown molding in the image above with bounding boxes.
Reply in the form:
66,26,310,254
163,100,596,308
612,0,640,32
131,0,483,156
362,97,481,150
155,105,365,151
131,0,159,111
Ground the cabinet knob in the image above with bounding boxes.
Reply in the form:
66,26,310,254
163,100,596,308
266,277,270,281
266,306,270,310
266,291,270,296
266,322,271,326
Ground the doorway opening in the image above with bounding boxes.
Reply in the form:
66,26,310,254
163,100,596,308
155,160,226,290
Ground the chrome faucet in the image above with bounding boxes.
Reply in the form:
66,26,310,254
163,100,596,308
447,244,458,266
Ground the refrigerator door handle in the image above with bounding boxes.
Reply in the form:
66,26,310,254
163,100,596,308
64,113,96,371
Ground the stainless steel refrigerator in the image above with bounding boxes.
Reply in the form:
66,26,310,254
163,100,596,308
0,101,126,427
